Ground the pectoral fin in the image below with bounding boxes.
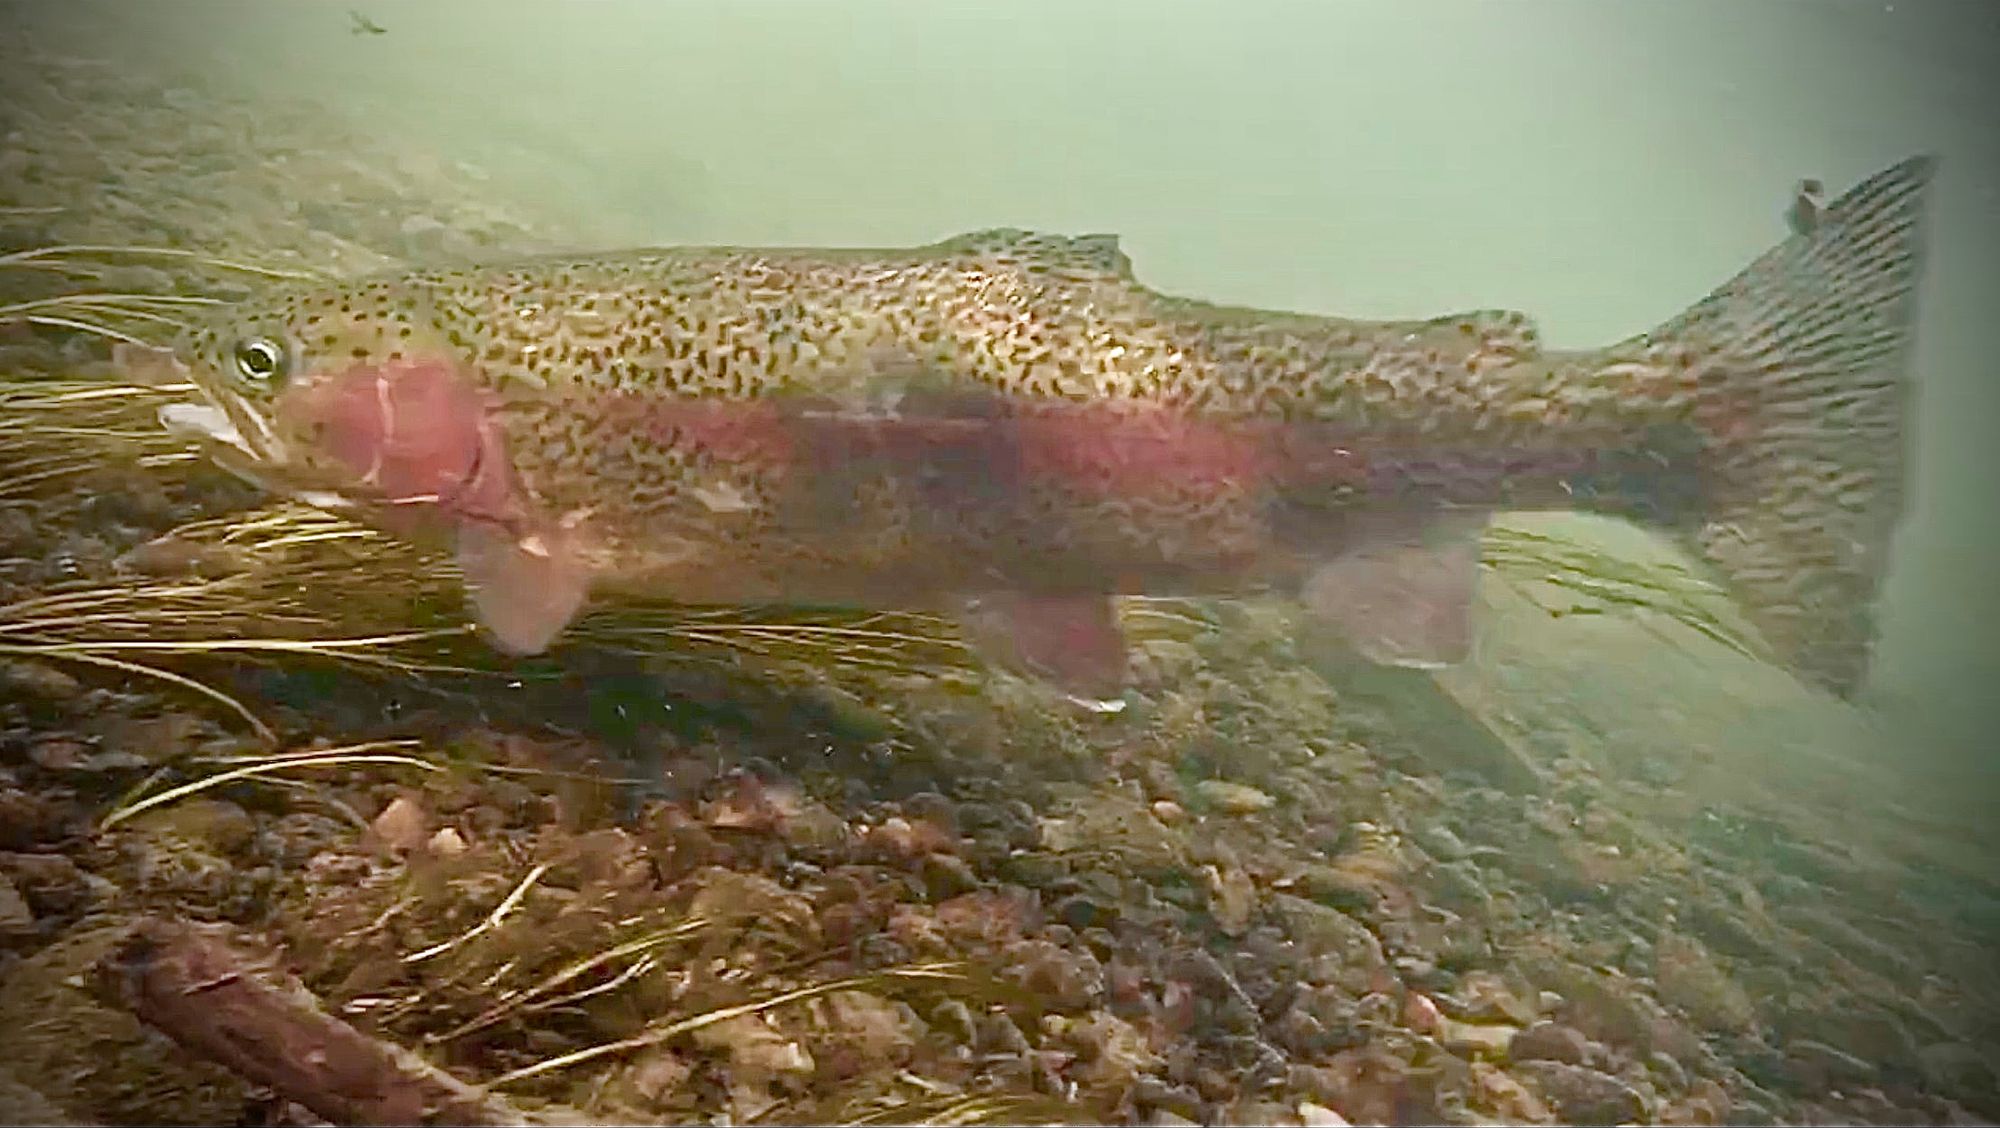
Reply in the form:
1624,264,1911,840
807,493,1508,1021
956,591,1130,701
456,523,590,655
1298,512,1488,670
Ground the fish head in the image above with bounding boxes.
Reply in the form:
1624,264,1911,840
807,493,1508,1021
156,279,505,525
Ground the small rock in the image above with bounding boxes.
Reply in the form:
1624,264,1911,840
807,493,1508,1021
1516,1060,1649,1126
1054,892,1118,930
427,827,467,856
1439,1016,1517,1058
1205,864,1257,937
1554,967,1655,1050
1037,816,1083,852
1809,1003,1923,1074
1510,1021,1594,1065
25,738,89,773
1268,894,1386,992
1919,1041,1998,1101
1298,1100,1351,1126
0,875,34,940
1403,992,1443,1034
1428,859,1494,915
1151,799,1187,825
0,853,89,918
1194,779,1274,815
1411,824,1469,861
1135,1076,1204,1122
0,660,80,703
0,786,65,851
1393,955,1437,985
1450,969,1537,1025
128,799,256,856
930,999,977,1045
1645,1050,1688,1091
621,1048,692,1105
1655,932,1756,1032
920,852,979,901
1787,1038,1881,1089
365,796,429,855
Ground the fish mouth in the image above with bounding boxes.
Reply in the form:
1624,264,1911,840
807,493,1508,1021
159,378,282,469
159,382,355,512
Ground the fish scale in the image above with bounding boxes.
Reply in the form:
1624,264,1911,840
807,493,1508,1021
157,158,1938,700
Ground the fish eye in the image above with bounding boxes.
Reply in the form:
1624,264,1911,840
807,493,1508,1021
232,337,288,383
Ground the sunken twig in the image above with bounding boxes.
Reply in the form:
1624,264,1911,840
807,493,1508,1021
91,917,586,1127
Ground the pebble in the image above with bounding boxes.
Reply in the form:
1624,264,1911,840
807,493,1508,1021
1193,780,1275,815
1787,1038,1882,1088
426,827,467,856
1509,1021,1595,1065
1403,991,1442,1034
1150,799,1187,825
920,852,979,901
1919,1041,1999,1100
365,796,430,855
1133,1077,1204,1122
0,660,80,703
1411,824,1469,861
1515,1060,1649,1126
25,738,89,773
0,875,34,940
1268,894,1387,993
1294,862,1377,911
1644,1049,1688,1091
1297,1100,1351,1126
1553,969,1655,1049
1439,1015,1517,1058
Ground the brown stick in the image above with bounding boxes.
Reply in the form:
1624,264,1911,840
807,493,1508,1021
91,916,559,1127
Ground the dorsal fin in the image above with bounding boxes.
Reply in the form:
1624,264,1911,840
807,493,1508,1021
935,229,1134,279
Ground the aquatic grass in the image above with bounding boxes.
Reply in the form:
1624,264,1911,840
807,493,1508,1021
97,739,443,831
0,378,206,519
284,840,1029,1122
421,916,715,1042
0,498,1774,740
0,637,273,739
0,290,221,344
838,1092,1077,1126
1478,522,1764,662
0,497,979,738
485,962,972,1089
0,241,323,281
0,370,1777,740
0,242,312,354
401,862,556,965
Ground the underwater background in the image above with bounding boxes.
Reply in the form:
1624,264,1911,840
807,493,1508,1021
92,0,2000,760
0,2,1996,1126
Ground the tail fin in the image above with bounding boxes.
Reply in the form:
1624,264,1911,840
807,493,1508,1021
1656,155,1937,698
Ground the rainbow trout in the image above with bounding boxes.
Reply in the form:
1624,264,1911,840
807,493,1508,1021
141,156,1935,701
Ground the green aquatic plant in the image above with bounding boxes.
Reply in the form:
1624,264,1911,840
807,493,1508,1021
0,273,1772,745
0,465,1767,744
1480,522,1762,662
0,242,319,346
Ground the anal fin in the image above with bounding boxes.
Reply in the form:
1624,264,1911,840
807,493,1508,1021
1297,511,1489,670
956,591,1131,702
456,522,591,655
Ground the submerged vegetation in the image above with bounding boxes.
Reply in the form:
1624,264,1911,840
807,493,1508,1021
0,352,1761,748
